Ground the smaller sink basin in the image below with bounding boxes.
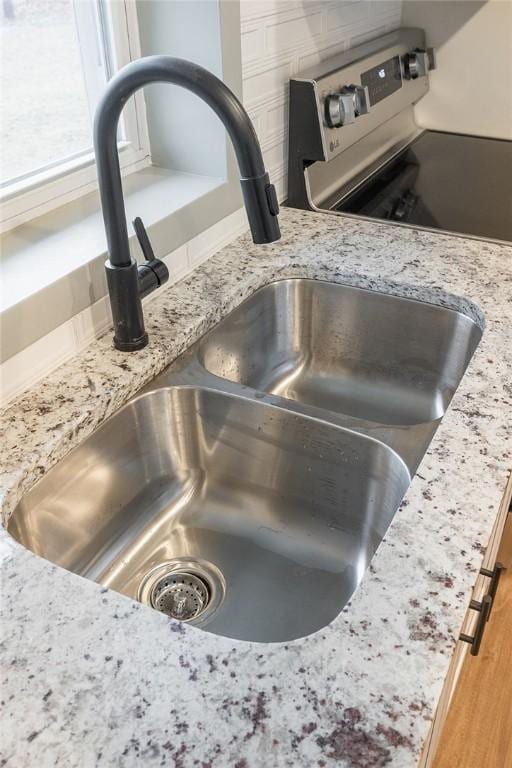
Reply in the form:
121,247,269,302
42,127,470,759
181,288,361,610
198,279,482,426
8,386,409,642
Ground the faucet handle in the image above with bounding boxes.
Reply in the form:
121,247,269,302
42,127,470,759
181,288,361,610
132,216,169,298
133,216,156,263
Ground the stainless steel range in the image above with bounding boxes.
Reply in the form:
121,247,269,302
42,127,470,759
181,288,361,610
287,28,512,244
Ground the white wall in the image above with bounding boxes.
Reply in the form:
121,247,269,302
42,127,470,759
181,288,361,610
240,0,403,201
402,0,512,139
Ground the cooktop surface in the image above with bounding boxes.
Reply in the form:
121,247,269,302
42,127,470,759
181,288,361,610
336,131,512,243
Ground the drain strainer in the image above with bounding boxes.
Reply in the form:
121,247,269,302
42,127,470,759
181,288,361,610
138,558,225,625
151,571,209,621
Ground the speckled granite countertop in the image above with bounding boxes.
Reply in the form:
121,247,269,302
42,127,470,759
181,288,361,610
1,208,511,768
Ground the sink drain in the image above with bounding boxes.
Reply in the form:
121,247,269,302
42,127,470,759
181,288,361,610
152,571,209,621
138,558,225,624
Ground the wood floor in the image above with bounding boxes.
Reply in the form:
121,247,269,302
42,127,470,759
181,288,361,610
433,512,512,768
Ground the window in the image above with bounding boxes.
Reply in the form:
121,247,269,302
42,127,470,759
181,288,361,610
0,0,149,232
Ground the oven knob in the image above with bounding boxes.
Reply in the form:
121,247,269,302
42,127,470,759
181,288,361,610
325,86,369,128
346,84,369,117
325,92,355,127
403,47,436,79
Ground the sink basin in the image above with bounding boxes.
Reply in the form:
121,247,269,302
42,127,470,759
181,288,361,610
198,279,482,427
8,386,409,642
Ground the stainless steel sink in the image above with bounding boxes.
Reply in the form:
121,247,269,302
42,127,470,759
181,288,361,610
198,279,481,427
8,386,409,642
7,278,482,642
193,279,482,471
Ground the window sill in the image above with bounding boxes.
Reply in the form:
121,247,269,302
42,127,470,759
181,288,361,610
0,166,231,363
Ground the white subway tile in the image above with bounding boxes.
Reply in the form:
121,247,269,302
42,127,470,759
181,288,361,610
241,22,264,64
243,58,294,103
326,1,369,33
264,9,323,53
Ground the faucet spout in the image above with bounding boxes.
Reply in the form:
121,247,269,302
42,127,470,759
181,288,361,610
94,56,281,351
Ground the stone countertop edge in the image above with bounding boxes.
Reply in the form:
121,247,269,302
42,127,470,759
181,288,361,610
0,207,511,768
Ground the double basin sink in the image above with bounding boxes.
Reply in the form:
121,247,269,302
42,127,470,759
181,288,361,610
8,279,482,642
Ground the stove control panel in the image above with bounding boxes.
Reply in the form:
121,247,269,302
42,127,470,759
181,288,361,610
325,85,369,128
288,29,430,167
402,47,436,80
287,29,432,210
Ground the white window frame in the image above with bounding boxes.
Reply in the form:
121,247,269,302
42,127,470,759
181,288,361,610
0,0,150,234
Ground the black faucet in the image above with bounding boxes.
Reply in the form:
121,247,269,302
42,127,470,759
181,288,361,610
94,56,281,351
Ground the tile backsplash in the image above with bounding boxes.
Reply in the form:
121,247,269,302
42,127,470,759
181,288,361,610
241,0,402,200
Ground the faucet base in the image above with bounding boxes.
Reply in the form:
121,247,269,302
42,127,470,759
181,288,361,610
106,259,149,352
113,332,149,352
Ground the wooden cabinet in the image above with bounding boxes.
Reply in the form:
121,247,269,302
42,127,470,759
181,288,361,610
419,471,512,768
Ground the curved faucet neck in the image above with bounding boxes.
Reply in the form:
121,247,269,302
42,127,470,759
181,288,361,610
93,56,280,351
94,56,275,268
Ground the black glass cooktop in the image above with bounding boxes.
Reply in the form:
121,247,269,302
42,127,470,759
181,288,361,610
336,131,512,242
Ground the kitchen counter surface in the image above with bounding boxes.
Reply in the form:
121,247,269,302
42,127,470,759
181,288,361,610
1,207,511,768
